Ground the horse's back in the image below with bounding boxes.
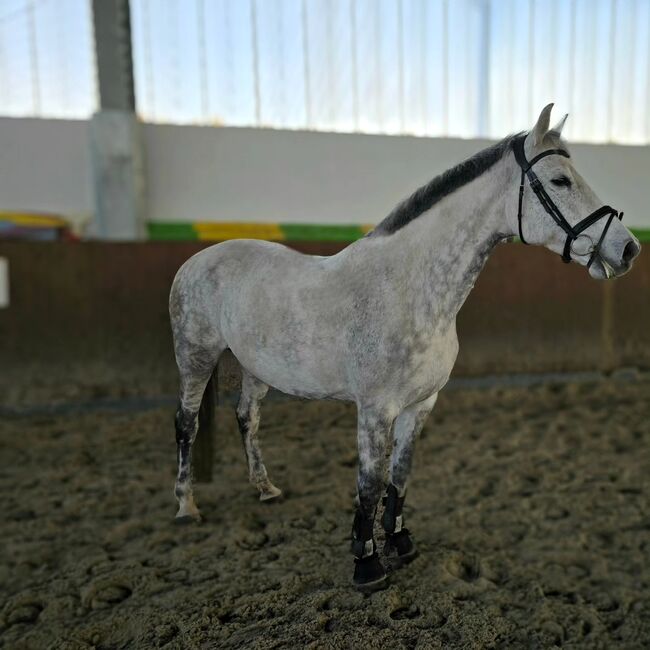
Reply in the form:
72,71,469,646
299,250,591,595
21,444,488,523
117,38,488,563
172,239,320,302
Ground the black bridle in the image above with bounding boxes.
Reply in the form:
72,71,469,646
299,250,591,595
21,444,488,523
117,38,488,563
513,134,623,267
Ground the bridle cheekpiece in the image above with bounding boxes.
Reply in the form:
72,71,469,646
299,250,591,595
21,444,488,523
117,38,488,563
513,134,623,267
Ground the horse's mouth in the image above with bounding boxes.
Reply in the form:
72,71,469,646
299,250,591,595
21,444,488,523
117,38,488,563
588,256,633,280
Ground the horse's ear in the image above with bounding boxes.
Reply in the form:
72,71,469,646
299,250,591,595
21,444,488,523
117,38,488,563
549,113,569,137
532,103,554,146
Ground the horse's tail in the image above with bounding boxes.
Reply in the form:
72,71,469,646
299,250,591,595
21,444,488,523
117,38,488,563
194,364,218,483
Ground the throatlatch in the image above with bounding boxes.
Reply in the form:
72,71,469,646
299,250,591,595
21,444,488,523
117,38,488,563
513,134,623,267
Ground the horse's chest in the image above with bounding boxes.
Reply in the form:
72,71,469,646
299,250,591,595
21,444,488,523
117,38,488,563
405,332,458,393
362,325,459,404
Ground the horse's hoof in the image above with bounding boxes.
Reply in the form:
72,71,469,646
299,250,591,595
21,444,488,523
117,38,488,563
353,553,388,592
175,502,202,524
383,529,418,569
174,513,201,525
259,485,282,502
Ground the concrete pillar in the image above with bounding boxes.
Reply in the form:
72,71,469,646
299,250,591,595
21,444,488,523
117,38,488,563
89,110,147,239
89,0,147,240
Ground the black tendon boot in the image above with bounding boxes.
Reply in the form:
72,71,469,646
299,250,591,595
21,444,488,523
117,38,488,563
382,484,418,567
351,506,387,591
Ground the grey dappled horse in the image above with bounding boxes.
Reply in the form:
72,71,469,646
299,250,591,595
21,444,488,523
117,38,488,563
170,105,641,590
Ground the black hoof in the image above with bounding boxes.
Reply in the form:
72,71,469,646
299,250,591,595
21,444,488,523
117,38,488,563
174,515,201,526
353,553,388,592
383,529,418,569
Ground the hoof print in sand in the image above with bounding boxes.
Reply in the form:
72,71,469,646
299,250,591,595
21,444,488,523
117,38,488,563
379,589,423,624
236,531,269,550
316,613,337,632
390,604,421,620
82,580,132,610
536,620,566,647
5,602,43,626
163,568,189,583
445,553,481,583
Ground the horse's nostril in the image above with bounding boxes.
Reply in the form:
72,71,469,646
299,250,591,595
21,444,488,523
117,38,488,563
622,240,640,264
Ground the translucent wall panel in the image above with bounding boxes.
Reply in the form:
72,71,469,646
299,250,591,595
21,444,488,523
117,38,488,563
0,0,96,118
2,0,649,144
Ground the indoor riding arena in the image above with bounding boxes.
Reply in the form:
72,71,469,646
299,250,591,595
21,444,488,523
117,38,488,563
2,1,650,649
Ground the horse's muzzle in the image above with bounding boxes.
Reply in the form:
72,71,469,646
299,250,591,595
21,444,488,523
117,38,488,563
591,238,641,279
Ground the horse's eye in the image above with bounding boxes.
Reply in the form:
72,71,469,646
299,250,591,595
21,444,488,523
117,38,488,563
551,175,572,188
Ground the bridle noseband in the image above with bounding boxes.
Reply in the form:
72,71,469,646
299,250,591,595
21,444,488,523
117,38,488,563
513,134,623,267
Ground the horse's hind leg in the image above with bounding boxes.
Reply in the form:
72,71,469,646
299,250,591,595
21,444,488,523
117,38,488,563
236,370,282,501
383,392,438,567
174,346,222,523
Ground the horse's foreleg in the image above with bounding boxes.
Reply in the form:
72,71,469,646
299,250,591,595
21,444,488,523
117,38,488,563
351,406,394,591
383,392,438,566
236,371,282,501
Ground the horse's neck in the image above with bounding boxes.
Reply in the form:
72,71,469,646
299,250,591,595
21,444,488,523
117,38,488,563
382,160,511,330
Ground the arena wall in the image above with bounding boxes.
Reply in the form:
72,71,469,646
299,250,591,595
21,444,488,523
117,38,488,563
1,241,648,405
1,117,649,238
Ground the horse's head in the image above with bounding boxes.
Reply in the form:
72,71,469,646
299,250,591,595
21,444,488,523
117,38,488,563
508,103,641,279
